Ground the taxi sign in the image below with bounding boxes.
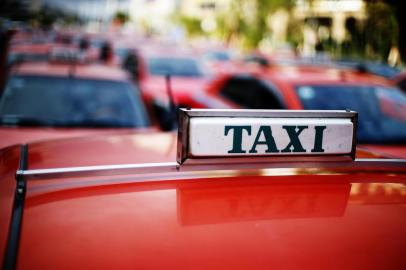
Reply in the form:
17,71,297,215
177,109,358,164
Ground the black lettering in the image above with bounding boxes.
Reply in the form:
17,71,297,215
311,126,326,153
224,126,251,153
249,126,279,153
281,126,308,153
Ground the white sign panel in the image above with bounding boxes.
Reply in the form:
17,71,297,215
188,117,353,157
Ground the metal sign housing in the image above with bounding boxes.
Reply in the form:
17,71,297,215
177,109,358,164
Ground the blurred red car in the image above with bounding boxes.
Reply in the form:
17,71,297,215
192,66,406,157
138,47,210,108
0,60,175,149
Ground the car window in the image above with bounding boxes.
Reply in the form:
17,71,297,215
296,85,406,143
204,51,231,62
220,77,285,109
147,57,203,77
8,53,49,65
0,75,150,128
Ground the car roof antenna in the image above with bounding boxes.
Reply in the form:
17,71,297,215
69,62,76,78
165,74,177,114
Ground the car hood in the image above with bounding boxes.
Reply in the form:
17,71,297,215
0,127,157,150
359,144,406,159
18,173,406,270
26,131,177,169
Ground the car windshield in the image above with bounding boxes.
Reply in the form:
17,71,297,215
0,75,150,128
147,57,203,77
8,53,49,65
205,51,231,61
115,47,129,60
295,85,406,144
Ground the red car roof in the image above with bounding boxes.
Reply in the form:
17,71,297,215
14,164,406,270
261,65,391,86
27,131,177,169
0,128,405,269
11,62,130,81
9,43,52,54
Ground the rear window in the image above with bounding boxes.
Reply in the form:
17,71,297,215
220,76,285,109
8,53,49,65
147,57,203,77
295,85,406,143
0,75,150,128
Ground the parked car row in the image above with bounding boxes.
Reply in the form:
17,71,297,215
1,26,406,270
1,29,405,156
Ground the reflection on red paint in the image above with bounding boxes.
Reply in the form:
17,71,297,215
178,183,351,225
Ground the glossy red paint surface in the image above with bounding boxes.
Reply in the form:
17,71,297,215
0,131,403,269
27,131,177,169
16,172,406,270
0,127,150,150
360,145,406,159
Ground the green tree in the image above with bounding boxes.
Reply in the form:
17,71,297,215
113,11,130,25
177,16,204,37
364,2,398,61
215,0,295,49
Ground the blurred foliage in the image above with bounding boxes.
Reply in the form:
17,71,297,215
176,0,295,49
177,16,205,37
34,7,81,29
286,18,304,50
34,7,59,28
217,0,295,49
340,2,398,62
177,0,400,62
0,0,31,21
0,2,81,29
113,11,130,25
364,1,398,61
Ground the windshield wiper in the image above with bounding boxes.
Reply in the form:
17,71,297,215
0,115,137,128
0,115,59,127
62,119,137,128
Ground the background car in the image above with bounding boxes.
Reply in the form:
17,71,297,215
0,60,175,149
138,46,210,108
334,58,402,78
189,66,406,157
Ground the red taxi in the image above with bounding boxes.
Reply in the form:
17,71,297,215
138,47,209,108
0,109,405,270
0,60,175,149
194,66,406,158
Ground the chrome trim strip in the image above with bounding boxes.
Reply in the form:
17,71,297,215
182,155,353,164
18,162,178,180
17,159,406,181
180,109,358,118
